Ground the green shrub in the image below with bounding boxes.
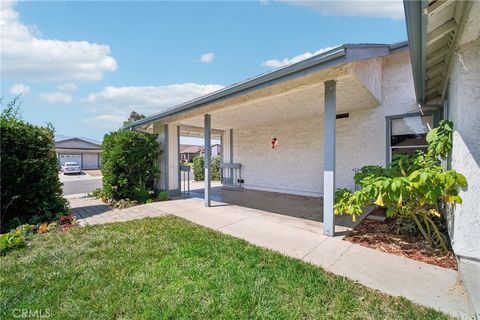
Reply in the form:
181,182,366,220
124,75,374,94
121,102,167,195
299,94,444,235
89,188,104,198
193,155,205,181
0,230,25,255
101,130,160,203
192,155,221,181
211,156,221,181
157,191,168,201
0,98,68,232
335,120,466,251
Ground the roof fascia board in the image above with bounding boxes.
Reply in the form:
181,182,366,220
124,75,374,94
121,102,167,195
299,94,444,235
389,41,410,53
404,0,428,104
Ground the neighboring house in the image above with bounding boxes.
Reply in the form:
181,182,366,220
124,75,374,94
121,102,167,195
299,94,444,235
55,136,102,170
210,144,221,157
405,0,480,314
180,144,222,162
180,144,203,162
124,0,479,312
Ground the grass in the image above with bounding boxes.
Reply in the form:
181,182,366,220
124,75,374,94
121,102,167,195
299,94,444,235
1,216,451,319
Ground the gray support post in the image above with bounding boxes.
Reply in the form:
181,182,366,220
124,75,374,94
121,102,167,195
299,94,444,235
323,80,336,236
177,125,181,193
164,124,169,192
204,114,211,207
230,129,233,183
220,132,224,184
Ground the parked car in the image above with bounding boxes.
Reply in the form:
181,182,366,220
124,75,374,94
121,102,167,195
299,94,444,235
61,162,81,174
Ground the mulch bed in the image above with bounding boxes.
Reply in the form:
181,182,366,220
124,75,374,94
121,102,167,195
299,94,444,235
344,207,457,270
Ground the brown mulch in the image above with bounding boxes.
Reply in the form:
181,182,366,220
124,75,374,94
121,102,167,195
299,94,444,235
344,207,457,270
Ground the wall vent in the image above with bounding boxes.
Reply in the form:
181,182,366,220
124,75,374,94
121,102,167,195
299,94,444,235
336,113,350,119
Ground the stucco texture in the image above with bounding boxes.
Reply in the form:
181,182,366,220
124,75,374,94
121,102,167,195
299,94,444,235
447,37,480,262
232,51,418,196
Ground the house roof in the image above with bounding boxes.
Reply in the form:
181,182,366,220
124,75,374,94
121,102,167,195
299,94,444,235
404,0,473,104
55,136,102,149
123,42,408,130
180,144,221,154
55,135,102,145
180,144,203,154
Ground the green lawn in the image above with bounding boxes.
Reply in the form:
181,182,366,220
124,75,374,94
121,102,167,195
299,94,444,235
1,216,450,319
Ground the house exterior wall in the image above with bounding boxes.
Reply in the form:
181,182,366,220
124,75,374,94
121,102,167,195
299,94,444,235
444,10,480,312
447,37,480,262
233,50,418,196
57,150,101,169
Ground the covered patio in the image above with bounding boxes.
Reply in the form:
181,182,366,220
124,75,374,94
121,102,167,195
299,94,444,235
124,42,411,236
185,181,365,232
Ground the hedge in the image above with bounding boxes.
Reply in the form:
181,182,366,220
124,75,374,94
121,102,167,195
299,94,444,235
0,98,68,232
192,155,221,181
101,130,160,203
193,156,205,181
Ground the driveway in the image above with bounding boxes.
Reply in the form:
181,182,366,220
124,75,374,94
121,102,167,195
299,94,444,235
60,172,102,195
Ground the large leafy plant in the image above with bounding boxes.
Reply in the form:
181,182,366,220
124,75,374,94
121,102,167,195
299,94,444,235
335,120,466,251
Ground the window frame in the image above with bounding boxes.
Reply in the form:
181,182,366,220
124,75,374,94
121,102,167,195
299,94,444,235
385,110,440,165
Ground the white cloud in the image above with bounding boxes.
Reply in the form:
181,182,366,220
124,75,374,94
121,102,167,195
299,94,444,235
280,0,404,20
82,114,126,129
58,83,78,92
199,52,215,63
261,45,338,68
38,92,73,103
83,83,224,129
0,1,118,81
9,83,30,95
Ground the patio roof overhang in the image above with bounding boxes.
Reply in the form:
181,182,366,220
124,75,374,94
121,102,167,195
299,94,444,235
404,0,474,105
130,41,408,237
123,42,408,132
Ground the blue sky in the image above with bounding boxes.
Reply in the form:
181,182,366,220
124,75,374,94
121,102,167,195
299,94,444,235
1,0,406,143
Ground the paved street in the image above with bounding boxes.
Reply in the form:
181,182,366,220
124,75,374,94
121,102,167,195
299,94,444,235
60,172,102,195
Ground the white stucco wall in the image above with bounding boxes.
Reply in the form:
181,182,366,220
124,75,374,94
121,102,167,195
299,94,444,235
447,37,480,262
233,51,419,196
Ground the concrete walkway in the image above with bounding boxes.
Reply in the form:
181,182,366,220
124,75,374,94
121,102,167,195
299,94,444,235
69,196,475,319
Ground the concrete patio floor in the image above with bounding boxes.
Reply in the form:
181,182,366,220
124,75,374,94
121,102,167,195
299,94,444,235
184,181,363,230
69,194,475,319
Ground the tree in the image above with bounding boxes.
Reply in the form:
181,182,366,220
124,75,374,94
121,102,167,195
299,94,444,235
123,111,146,126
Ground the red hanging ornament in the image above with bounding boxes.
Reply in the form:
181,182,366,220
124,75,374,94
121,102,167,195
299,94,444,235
271,137,278,149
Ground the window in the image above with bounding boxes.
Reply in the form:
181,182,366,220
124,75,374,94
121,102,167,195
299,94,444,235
387,113,434,162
